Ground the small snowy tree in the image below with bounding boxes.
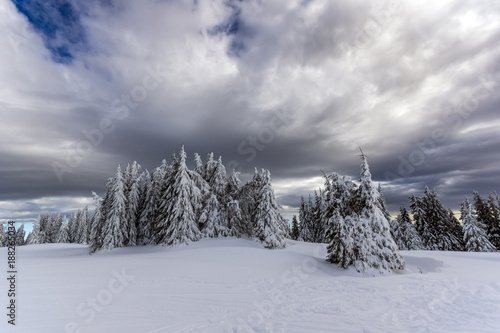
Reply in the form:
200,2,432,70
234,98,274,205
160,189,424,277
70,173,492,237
291,215,300,240
101,165,128,250
391,207,423,250
77,206,89,245
199,193,223,238
253,169,286,249
298,196,314,242
487,193,500,250
462,198,496,252
0,224,5,247
157,146,202,246
137,170,155,245
125,163,142,246
57,222,70,243
15,224,25,246
326,151,405,273
326,209,354,268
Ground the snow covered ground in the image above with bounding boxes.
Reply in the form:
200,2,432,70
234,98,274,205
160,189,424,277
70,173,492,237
2,238,500,333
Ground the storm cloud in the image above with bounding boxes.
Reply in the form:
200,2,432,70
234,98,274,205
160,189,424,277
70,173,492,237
1,0,499,225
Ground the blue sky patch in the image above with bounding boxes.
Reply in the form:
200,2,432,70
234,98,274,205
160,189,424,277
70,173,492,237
11,0,87,63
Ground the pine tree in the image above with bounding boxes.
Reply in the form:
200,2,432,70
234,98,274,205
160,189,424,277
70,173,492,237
413,188,463,251
25,231,33,246
225,170,244,237
201,156,230,237
15,224,25,246
298,196,313,242
125,162,142,246
137,170,155,245
311,190,326,243
89,184,108,253
199,193,222,238
462,198,496,252
101,165,128,250
68,210,79,244
391,207,423,250
57,222,70,243
377,183,391,222
0,224,5,247
29,216,41,245
253,169,286,249
76,206,89,244
291,215,300,240
326,209,354,268
204,152,218,183
157,146,202,246
487,193,500,249
352,152,405,272
194,153,205,176
48,214,62,243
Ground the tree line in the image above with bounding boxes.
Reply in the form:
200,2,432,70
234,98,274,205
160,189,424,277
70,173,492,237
293,168,500,256
4,146,290,251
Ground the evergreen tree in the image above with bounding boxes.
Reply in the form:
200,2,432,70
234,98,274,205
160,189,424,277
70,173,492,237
15,224,25,246
352,153,405,272
0,224,5,247
48,214,62,243
298,196,313,242
158,146,202,246
194,153,205,176
29,216,41,245
377,183,391,222
487,193,500,249
291,215,300,240
391,207,423,250
125,162,142,246
101,165,127,250
137,170,155,245
57,222,70,243
326,209,354,268
199,193,223,238
89,185,108,254
447,209,464,251
253,169,286,249
462,198,496,252
311,190,326,243
25,231,33,246
68,210,79,244
203,152,218,183
225,170,245,237
76,206,89,244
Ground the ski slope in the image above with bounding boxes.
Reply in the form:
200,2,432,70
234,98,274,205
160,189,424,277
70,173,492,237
2,238,500,333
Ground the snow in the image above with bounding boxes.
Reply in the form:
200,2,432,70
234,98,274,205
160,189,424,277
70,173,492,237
2,238,500,333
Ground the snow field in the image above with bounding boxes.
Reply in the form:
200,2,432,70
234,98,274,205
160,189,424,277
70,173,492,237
2,238,500,333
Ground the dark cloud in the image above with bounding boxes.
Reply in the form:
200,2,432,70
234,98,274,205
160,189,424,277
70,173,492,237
1,0,500,225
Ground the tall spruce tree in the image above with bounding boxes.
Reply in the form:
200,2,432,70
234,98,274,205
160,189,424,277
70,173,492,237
487,193,500,249
291,215,300,240
77,206,89,245
101,165,127,250
253,169,286,249
0,224,5,247
15,224,25,246
311,190,326,243
57,222,70,243
298,196,313,242
462,198,496,252
158,146,202,246
353,152,405,272
137,170,155,245
391,207,423,250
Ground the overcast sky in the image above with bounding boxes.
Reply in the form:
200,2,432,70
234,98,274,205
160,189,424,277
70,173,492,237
1,0,500,227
